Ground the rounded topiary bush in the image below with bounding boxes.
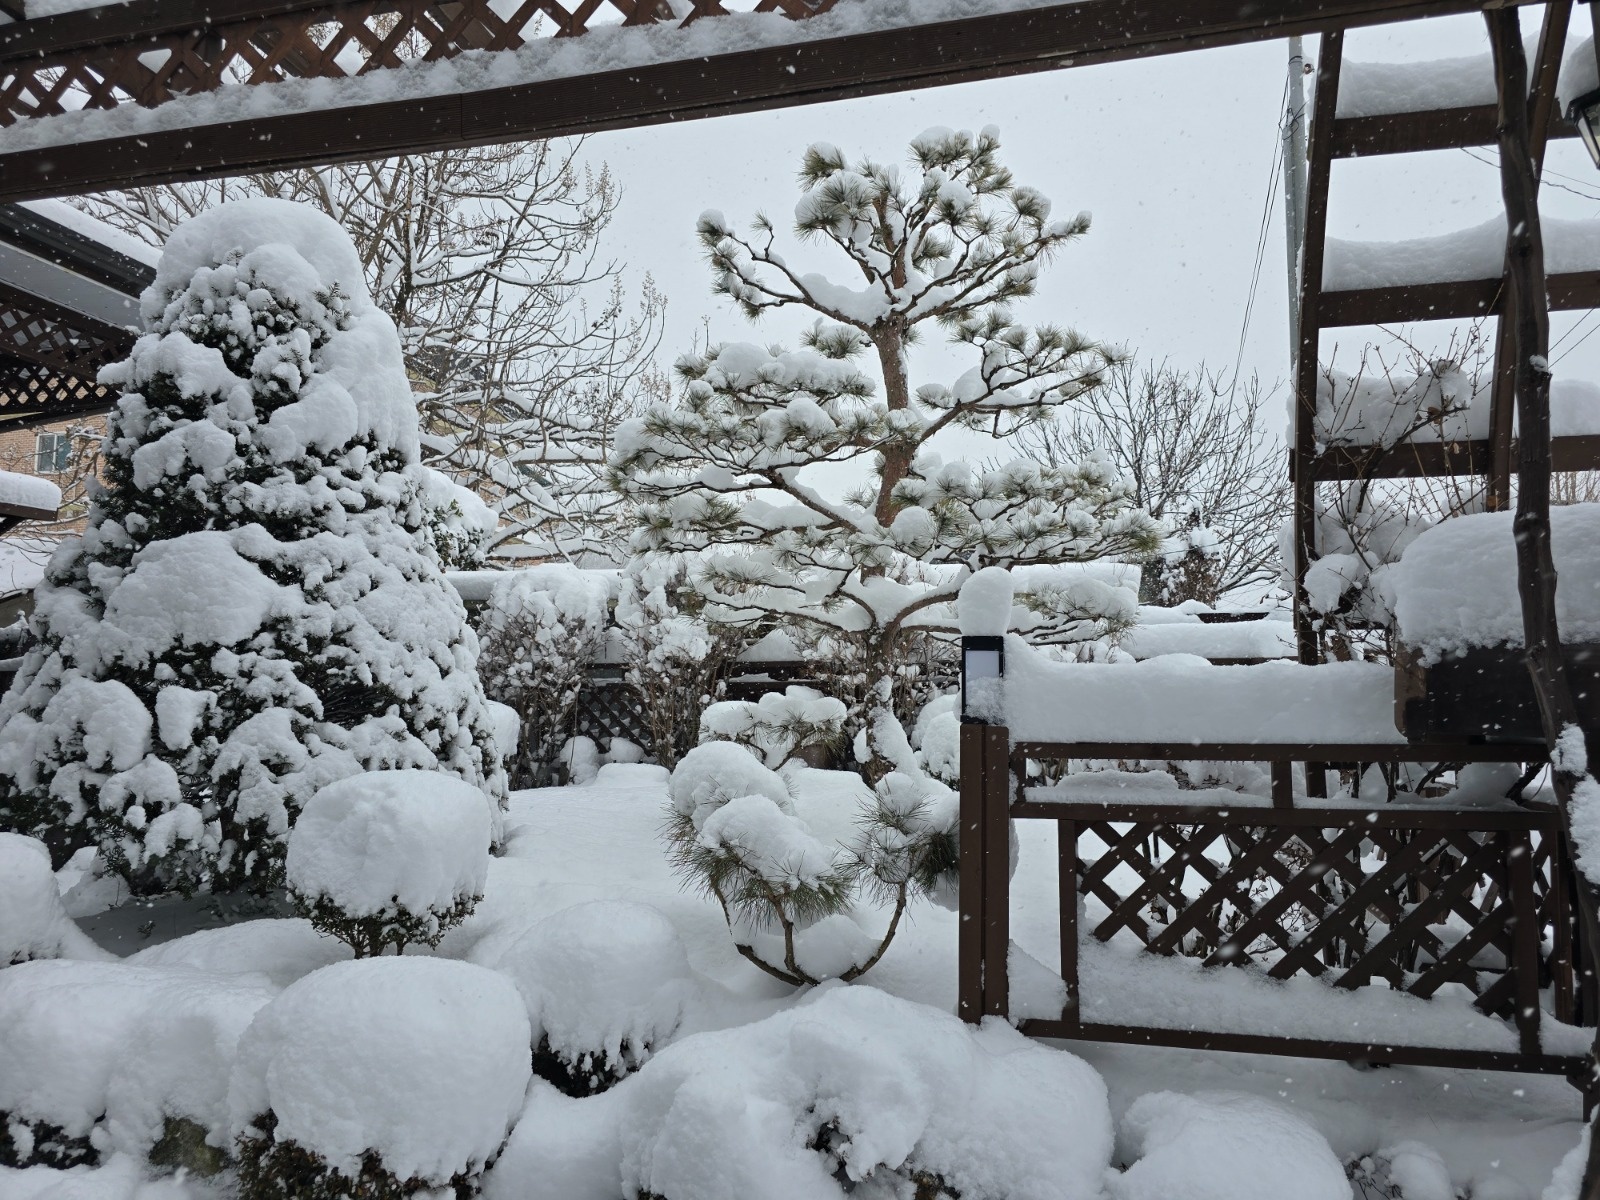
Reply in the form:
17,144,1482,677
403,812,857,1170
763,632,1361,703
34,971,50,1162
496,900,696,1096
0,832,96,965
229,956,530,1200
0,960,273,1170
285,770,491,958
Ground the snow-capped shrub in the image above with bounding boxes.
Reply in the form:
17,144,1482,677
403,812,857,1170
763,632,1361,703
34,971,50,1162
229,957,530,1200
615,558,739,769
496,900,696,1096
911,692,961,786
475,565,611,786
420,467,497,571
665,742,955,985
0,199,505,895
285,770,491,958
698,686,847,769
0,960,273,1170
556,735,601,785
0,832,101,964
1109,1091,1348,1200
586,985,1111,1200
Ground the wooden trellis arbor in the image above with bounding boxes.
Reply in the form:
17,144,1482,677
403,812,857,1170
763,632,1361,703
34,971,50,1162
2,0,1599,1183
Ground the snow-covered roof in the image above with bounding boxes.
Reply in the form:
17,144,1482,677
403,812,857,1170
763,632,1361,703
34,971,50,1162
0,469,60,518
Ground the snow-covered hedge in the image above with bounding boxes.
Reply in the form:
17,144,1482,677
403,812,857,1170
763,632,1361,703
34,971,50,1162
0,198,505,895
492,984,1113,1200
475,564,612,785
0,960,273,1170
496,900,697,1095
285,770,492,957
230,957,530,1199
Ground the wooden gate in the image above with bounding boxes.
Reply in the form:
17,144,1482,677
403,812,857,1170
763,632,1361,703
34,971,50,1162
957,724,1595,1086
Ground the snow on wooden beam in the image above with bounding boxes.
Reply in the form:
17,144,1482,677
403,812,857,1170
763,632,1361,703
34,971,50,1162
1330,103,1575,156
1317,269,1600,326
0,0,1546,201
1302,433,1600,481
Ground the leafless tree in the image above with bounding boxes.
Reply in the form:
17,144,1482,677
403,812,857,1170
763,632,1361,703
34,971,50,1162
1019,358,1289,604
70,140,665,562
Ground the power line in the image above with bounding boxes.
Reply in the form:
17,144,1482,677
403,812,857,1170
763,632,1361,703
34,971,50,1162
1230,74,1290,399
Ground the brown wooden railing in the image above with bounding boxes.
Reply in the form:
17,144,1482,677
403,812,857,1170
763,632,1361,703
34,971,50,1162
958,725,1596,1090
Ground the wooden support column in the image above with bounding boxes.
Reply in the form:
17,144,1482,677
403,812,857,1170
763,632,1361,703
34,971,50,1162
1058,817,1080,1028
982,726,1011,1019
1292,29,1342,669
1487,9,1600,1193
1486,0,1570,513
958,722,988,1023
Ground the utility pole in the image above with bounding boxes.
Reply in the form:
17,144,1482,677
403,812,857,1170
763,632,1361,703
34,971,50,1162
1282,35,1309,369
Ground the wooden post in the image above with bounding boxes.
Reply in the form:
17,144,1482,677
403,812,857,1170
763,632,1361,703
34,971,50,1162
1291,29,1342,672
1058,816,1080,1028
982,725,1012,1019
1487,10,1600,1193
958,722,988,1023
1508,831,1544,1058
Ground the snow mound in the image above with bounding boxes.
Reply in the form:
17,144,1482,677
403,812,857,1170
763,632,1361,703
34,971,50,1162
0,960,274,1150
286,769,491,924
496,900,696,1085
1394,504,1600,660
957,566,1015,636
0,1152,200,1200
495,984,1111,1200
1110,1091,1348,1200
129,918,348,989
0,469,61,515
0,834,103,964
228,956,530,1185
667,741,793,830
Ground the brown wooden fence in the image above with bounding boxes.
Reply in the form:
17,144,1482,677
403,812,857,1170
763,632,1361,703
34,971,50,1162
958,725,1596,1090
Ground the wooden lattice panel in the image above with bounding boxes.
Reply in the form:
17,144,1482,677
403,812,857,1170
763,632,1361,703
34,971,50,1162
1064,809,1570,1023
0,0,839,125
571,676,652,749
0,356,113,428
0,285,132,380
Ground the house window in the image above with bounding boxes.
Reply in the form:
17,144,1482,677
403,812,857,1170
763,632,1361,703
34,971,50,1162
35,431,71,475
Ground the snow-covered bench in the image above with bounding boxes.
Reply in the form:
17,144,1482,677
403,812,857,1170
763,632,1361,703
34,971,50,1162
1391,503,1600,742
980,641,1541,808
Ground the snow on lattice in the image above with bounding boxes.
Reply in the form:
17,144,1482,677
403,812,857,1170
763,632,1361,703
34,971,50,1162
1324,217,1600,292
495,900,697,1083
6,1,1090,156
1077,938,1592,1056
491,984,1112,1200
0,833,106,964
987,634,1404,744
0,960,275,1151
285,770,491,938
1110,1091,1349,1200
1393,503,1600,661
0,471,60,516
228,957,530,1185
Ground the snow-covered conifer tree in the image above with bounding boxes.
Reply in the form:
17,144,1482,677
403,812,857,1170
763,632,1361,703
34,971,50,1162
612,127,1161,781
0,199,506,893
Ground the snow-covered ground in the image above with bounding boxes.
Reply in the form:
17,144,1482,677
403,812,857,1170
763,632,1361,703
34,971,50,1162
2,766,1585,1198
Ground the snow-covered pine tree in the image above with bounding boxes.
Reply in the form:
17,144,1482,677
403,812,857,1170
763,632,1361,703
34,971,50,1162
0,198,507,894
612,127,1161,781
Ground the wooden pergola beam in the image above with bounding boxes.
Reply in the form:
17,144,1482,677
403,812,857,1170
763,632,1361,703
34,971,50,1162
1301,434,1600,482
0,0,1545,202
1330,104,1574,157
1317,268,1600,327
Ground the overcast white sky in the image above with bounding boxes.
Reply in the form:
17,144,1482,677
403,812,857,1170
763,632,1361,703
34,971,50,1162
582,7,1600,440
